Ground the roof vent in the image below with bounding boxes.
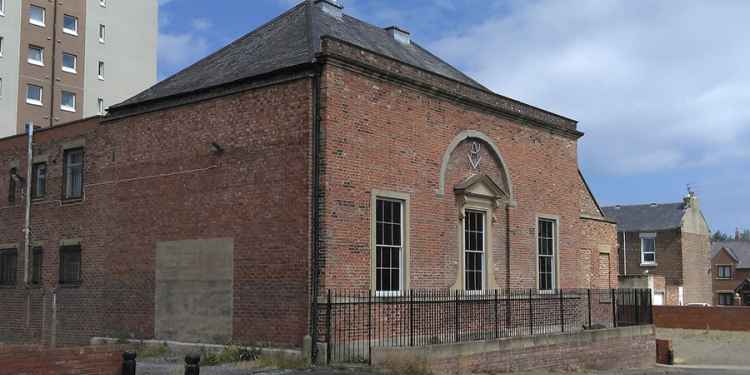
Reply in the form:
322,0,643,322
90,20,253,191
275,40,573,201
385,26,411,45
314,0,343,19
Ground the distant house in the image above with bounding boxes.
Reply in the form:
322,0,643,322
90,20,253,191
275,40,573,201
710,241,750,306
602,193,712,305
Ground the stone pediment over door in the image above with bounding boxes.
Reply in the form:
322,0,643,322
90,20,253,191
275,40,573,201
454,174,508,207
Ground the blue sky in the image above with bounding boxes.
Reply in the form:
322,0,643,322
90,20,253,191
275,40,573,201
157,0,750,234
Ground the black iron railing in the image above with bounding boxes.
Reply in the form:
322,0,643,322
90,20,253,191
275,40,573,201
318,288,653,364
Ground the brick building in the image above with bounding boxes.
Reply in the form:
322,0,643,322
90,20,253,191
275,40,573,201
0,0,617,348
602,194,712,306
710,241,750,306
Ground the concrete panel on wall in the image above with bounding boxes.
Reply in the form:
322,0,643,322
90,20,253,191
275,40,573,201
155,238,234,343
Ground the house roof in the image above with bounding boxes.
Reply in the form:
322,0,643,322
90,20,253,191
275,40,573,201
601,203,685,232
711,241,750,269
113,1,487,110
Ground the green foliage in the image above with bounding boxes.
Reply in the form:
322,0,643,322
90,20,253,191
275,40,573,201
712,230,730,242
138,342,170,358
255,352,307,369
199,345,262,366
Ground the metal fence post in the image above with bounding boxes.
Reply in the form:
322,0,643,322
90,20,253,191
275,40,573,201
122,352,136,375
368,289,372,365
635,289,641,325
326,289,332,365
587,289,592,328
494,289,499,339
611,288,617,328
184,354,200,375
559,289,565,333
409,289,414,347
528,289,534,336
454,290,460,342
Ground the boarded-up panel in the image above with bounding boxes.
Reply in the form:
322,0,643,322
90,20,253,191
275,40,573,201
155,238,233,343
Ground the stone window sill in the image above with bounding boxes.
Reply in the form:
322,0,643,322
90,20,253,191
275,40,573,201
640,262,657,267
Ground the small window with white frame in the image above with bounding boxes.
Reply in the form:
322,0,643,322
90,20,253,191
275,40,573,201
26,84,43,105
0,0,5,17
98,24,106,43
0,36,3,56
61,91,76,112
62,53,77,73
375,198,403,295
538,218,558,291
29,5,45,27
640,233,656,264
717,265,732,279
99,0,106,7
97,61,104,79
464,210,486,291
28,45,44,66
97,98,105,114
63,14,78,35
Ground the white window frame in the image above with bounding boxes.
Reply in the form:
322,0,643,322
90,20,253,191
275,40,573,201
717,265,732,280
99,0,106,7
463,209,486,292
536,216,559,292
0,36,4,57
28,45,44,66
60,91,76,112
640,233,657,265
0,0,6,17
29,5,45,27
97,98,105,115
98,24,106,43
62,14,78,36
97,61,104,80
718,292,734,306
374,197,404,297
26,84,43,106
62,53,77,74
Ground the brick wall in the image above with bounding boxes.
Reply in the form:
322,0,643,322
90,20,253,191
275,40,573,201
0,345,122,375
654,306,750,331
0,77,313,347
371,325,655,374
711,248,750,305
680,232,712,304
318,39,615,292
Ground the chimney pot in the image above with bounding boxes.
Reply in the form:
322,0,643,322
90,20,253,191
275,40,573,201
385,26,411,45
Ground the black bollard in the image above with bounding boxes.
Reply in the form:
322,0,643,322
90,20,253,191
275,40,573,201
185,353,201,375
122,351,137,375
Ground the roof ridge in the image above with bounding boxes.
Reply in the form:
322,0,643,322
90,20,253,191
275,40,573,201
602,202,683,208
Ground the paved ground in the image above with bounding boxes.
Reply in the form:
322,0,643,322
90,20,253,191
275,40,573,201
656,328,750,367
137,364,750,375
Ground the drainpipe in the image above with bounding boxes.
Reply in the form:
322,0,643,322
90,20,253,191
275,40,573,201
622,232,627,276
49,0,59,127
308,63,323,359
23,123,34,285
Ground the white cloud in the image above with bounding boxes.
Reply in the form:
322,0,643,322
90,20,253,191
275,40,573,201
430,0,750,176
191,18,213,31
158,32,210,73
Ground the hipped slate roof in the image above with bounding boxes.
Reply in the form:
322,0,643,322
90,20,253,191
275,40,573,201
601,203,685,232
711,241,750,269
114,1,486,109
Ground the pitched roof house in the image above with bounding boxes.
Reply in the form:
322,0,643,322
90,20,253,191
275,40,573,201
602,193,712,305
0,0,616,349
710,241,750,306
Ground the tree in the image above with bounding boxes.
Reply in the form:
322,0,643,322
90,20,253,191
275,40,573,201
712,230,730,242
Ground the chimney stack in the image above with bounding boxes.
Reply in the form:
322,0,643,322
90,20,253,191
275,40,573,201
314,0,343,19
385,26,411,45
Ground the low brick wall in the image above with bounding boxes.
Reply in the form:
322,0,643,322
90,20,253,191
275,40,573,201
371,325,655,374
654,306,750,331
0,345,122,375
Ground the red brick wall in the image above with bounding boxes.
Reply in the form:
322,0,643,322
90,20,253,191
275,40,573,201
318,42,614,292
711,248,750,305
0,78,313,347
654,306,750,331
0,345,122,375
